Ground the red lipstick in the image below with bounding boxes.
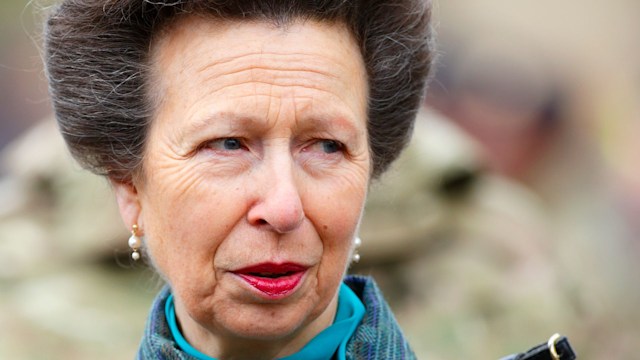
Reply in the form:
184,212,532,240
233,263,307,299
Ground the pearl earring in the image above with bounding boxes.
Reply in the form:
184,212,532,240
128,224,142,261
352,237,362,263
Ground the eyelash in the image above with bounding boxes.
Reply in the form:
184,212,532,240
202,137,247,152
199,137,346,157
308,139,345,154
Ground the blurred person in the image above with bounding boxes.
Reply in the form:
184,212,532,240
356,106,575,359
43,1,434,359
425,14,640,356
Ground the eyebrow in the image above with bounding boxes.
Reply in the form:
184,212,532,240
178,110,362,145
182,112,254,137
294,113,361,140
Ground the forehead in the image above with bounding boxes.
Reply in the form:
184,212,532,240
148,15,368,114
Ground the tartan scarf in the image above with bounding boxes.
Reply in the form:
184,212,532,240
137,275,416,360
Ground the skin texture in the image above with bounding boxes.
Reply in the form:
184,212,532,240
112,16,370,359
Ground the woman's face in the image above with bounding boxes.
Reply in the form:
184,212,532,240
114,16,370,355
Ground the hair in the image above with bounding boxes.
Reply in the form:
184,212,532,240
44,0,434,182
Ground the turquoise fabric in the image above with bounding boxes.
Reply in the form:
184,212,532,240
165,283,365,360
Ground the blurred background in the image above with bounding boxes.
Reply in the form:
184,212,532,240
1,0,639,359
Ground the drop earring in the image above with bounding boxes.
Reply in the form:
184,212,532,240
128,224,142,261
352,237,362,263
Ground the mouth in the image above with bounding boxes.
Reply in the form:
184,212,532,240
233,262,308,299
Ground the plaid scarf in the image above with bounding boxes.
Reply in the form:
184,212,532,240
137,275,416,360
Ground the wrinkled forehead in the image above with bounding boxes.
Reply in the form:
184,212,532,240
148,15,365,92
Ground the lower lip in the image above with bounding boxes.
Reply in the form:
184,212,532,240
236,272,305,299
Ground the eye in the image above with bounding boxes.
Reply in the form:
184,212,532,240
206,138,244,151
319,140,343,154
222,138,242,150
301,139,346,157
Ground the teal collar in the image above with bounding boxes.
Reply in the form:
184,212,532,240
165,282,365,360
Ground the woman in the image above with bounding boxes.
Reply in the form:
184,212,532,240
44,1,433,359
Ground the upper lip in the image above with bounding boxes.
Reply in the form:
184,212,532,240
232,262,308,276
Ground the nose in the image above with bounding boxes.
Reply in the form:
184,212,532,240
247,156,304,234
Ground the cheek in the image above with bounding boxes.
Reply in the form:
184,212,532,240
309,177,367,279
139,171,245,281
314,173,368,235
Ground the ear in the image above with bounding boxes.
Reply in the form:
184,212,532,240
110,179,143,231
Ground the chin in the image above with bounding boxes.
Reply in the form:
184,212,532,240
214,299,323,342
216,309,309,342
241,322,301,340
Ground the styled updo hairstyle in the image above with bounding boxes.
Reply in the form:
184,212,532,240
44,0,434,181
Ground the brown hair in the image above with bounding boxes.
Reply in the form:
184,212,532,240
44,0,434,181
